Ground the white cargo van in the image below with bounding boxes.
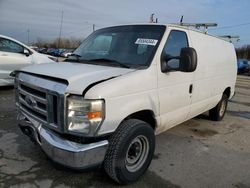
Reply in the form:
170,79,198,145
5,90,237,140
13,24,237,184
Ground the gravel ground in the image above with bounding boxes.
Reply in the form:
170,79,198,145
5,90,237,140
0,75,249,188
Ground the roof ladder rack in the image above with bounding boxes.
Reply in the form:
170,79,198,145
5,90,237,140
218,35,240,42
179,23,218,34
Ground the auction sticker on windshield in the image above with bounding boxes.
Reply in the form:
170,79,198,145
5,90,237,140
135,38,158,46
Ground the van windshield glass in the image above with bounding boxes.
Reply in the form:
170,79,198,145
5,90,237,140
67,25,165,69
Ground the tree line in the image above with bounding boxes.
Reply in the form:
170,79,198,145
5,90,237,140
236,45,250,60
34,37,84,49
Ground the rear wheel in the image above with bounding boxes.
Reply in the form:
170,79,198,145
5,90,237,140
209,93,228,121
104,119,155,184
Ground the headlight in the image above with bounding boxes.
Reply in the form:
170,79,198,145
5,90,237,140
67,96,104,136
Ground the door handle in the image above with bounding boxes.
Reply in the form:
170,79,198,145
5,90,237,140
189,84,193,94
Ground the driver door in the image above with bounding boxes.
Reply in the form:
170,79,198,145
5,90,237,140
157,29,193,132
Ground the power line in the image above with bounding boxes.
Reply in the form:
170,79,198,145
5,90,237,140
58,10,64,48
27,29,30,45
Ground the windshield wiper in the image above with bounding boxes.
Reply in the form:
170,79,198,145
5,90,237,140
87,58,130,68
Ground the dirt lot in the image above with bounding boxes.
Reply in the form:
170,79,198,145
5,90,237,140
0,75,250,188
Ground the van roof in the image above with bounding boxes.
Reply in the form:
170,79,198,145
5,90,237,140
109,23,232,43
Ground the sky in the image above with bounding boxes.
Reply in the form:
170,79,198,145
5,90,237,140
0,0,250,47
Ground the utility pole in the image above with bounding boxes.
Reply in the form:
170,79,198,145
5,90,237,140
27,29,30,45
93,24,95,32
58,10,64,48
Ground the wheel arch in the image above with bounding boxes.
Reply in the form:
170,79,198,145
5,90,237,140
223,87,231,98
122,110,157,130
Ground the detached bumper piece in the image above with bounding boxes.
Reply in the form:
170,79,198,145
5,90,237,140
18,113,108,169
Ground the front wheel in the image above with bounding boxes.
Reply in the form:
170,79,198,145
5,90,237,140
209,94,228,121
104,119,155,184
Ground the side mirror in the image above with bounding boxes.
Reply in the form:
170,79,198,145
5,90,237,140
161,47,197,73
23,49,30,57
179,47,197,72
161,54,179,72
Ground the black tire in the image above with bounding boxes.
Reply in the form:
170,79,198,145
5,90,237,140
209,94,228,121
104,119,155,184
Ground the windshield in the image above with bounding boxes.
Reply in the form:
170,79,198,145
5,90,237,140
67,25,166,68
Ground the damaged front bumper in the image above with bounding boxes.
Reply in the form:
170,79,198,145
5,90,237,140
17,112,109,169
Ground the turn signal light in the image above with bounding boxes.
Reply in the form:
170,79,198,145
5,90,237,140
87,111,102,119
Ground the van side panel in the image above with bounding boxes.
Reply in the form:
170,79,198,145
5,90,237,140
188,30,237,118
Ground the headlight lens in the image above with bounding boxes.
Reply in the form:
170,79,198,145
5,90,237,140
67,96,104,135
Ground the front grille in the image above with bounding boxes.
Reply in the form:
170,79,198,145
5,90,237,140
19,83,48,122
16,73,68,132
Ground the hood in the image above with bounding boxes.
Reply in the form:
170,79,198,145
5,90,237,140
20,62,135,95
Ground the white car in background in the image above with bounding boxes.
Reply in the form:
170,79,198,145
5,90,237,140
0,35,57,86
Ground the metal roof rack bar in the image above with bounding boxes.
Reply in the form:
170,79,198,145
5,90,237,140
171,22,218,34
218,35,240,42
179,23,218,28
218,35,240,39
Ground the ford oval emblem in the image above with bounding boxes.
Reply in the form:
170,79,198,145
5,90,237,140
25,95,37,108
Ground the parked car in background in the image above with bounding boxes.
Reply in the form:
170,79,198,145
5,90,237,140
38,48,48,54
246,62,250,75
29,46,39,52
237,59,249,74
0,35,57,86
38,47,74,57
61,49,74,57
52,48,66,57
46,48,57,56
46,48,66,57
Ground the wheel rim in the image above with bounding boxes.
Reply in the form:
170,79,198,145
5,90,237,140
219,99,227,117
125,135,149,172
